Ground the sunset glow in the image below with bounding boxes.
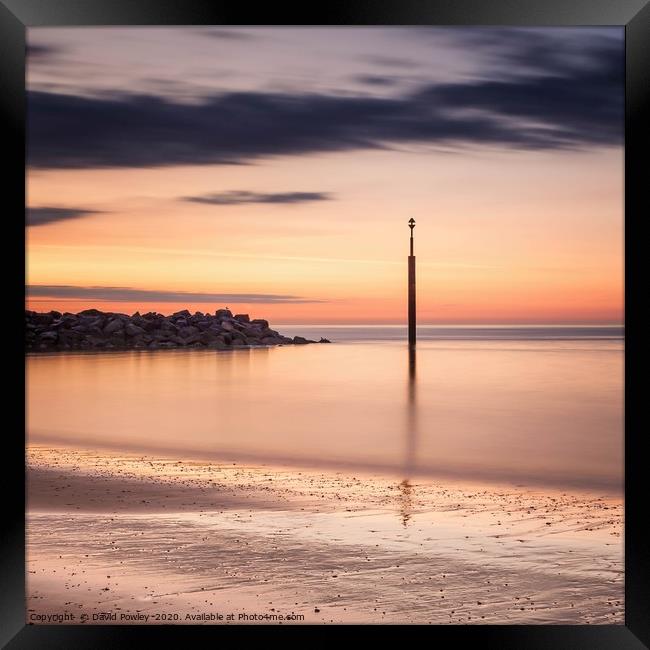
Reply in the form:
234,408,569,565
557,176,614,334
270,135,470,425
26,27,624,324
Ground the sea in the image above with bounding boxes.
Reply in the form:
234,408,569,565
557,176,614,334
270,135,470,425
26,325,624,492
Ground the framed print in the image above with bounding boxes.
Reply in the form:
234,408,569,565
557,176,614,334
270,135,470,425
3,0,649,646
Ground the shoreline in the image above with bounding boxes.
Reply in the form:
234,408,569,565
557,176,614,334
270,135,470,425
27,445,623,625
27,436,624,496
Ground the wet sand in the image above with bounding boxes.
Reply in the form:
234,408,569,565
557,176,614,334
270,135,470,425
27,445,623,625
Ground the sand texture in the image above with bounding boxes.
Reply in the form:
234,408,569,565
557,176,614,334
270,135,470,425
27,446,623,625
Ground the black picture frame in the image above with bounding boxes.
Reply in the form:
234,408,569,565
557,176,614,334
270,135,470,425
3,1,648,646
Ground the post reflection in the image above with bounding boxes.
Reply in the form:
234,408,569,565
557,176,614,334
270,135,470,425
398,346,417,527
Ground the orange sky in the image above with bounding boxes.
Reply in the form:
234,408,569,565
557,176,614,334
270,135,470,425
26,27,624,324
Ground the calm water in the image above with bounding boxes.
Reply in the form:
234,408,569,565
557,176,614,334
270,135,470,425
26,326,624,491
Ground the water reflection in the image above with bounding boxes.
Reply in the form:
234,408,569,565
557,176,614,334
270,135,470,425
398,347,418,527
27,340,623,492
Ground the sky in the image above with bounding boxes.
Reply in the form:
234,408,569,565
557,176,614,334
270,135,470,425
26,27,624,324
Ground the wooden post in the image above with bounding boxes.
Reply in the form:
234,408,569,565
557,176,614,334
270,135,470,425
408,218,416,348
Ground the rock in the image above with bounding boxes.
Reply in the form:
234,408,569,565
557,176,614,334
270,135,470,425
88,317,105,329
178,325,200,339
199,331,217,345
108,331,126,344
160,320,178,332
125,323,146,337
319,337,331,343
25,309,330,352
240,322,258,334
103,318,124,335
130,315,148,328
250,319,269,329
57,330,78,344
35,313,54,326
61,315,77,327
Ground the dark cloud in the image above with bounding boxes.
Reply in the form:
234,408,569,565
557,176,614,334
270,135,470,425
26,43,64,61
27,35,622,170
418,27,622,78
194,28,256,41
183,191,332,206
26,285,323,304
415,47,623,147
26,207,103,227
354,75,400,87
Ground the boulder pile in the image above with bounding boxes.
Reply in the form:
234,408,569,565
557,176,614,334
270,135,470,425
25,308,331,352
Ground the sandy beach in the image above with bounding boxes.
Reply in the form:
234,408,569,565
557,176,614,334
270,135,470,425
24,19,626,634
26,445,623,625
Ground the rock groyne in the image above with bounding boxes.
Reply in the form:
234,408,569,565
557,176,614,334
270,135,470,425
25,308,330,352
